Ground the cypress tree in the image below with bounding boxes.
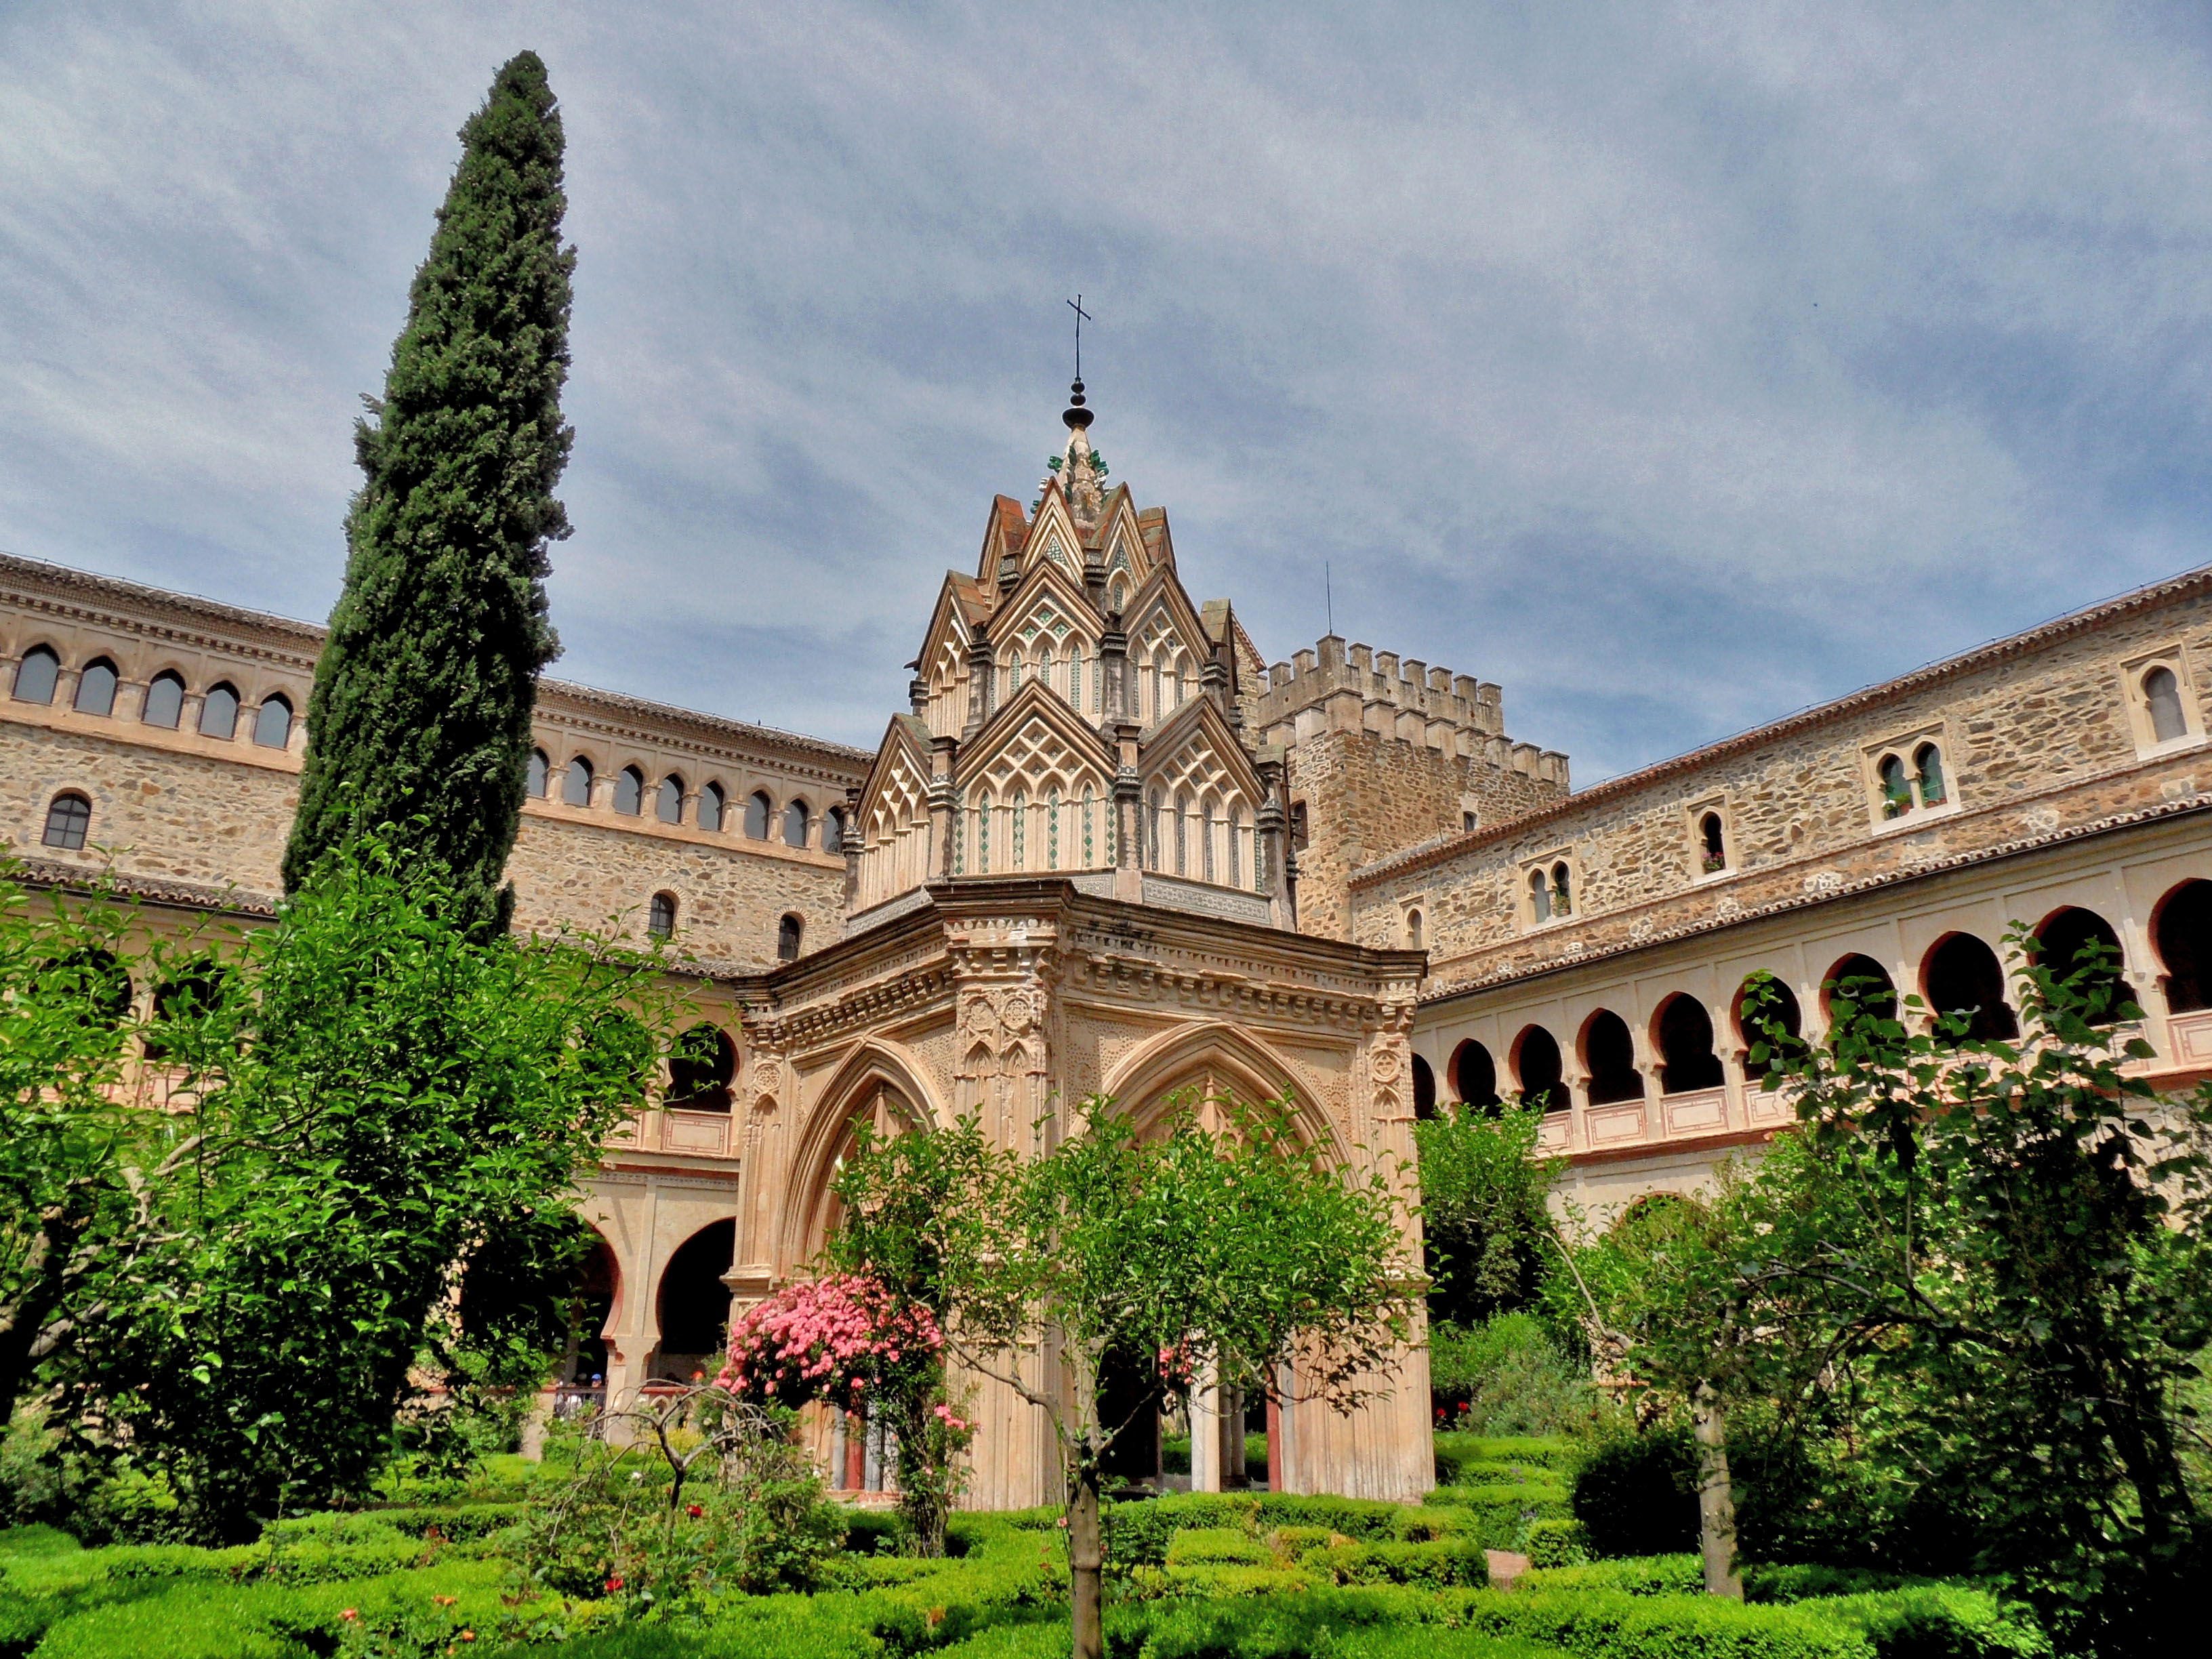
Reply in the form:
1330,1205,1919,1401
284,52,573,935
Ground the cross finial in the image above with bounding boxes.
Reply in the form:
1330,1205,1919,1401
1067,294,1092,381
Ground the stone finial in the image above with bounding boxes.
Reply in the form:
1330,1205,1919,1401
1060,381,1107,527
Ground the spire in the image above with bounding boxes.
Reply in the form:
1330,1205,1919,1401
1059,378,1106,527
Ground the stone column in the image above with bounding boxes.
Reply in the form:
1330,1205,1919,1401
840,785,863,912
1256,756,1292,930
1100,614,1132,724
1190,1364,1225,1493
964,627,994,739
1112,722,1143,904
929,735,960,880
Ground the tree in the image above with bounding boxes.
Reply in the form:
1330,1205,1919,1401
284,51,575,937
1596,949,2212,1647
1414,1099,1565,1329
827,1095,1419,1659
70,838,674,1540
0,868,196,1427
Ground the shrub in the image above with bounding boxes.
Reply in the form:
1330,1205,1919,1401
0,1526,77,1559
1521,1553,1704,1596
1800,1586,2053,1659
1164,1529,1272,1567
1458,1586,1876,1659
1300,1538,1488,1589
1520,1518,1589,1567
1433,1432,1582,1485
1425,1481,1573,1549
1429,1315,1597,1437
1572,1431,1699,1558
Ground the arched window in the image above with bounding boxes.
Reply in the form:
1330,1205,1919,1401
1173,792,1189,876
1654,994,1723,1094
778,913,803,962
1146,789,1164,870
666,1023,737,1112
142,670,185,729
2144,665,2188,743
825,805,847,853
1228,806,1244,888
41,791,91,851
1582,1010,1643,1104
1878,754,1911,818
1451,1039,1500,1109
783,800,809,849
1068,646,1084,712
1914,742,1947,808
1412,1054,1437,1121
2155,880,2212,1013
1698,812,1725,874
1923,933,2018,1044
1733,974,1805,1088
647,891,676,939
1551,862,1572,917
527,750,550,797
73,658,118,717
10,644,58,704
563,756,594,807
251,694,292,749
198,682,240,740
1012,789,1028,867
2034,907,2137,1022
1511,1025,1565,1113
614,766,644,815
1822,953,1895,1022
1528,867,1551,923
745,790,773,839
1406,908,1424,949
699,781,726,833
657,774,684,825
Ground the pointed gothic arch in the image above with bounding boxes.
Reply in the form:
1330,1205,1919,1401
1099,1020,1334,1155
779,1040,951,1271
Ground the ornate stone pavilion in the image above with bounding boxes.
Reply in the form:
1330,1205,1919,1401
704,385,1437,1507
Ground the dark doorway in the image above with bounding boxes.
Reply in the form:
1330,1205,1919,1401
1096,1345,1162,1486
2156,881,2212,1013
1452,1039,1500,1110
2034,907,2137,1021
1582,1010,1644,1105
654,1220,735,1382
1511,1025,1565,1112
1654,995,1724,1094
1412,1053,1437,1120
1924,934,2019,1043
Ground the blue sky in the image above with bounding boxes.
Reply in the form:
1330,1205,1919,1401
3,3,2210,781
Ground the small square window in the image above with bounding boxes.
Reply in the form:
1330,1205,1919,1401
1862,724,1957,831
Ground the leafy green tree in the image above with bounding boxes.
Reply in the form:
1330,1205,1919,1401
830,1094,1418,1659
1596,949,2211,1647
284,51,575,937
74,839,673,1540
0,870,193,1426
1414,1099,1565,1330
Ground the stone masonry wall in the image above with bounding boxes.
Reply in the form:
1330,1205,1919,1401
1288,728,1565,942
1,552,866,969
1349,571,2212,989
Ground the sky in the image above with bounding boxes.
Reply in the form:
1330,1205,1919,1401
3,2,2211,781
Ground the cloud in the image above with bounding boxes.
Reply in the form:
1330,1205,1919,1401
2,1,2209,780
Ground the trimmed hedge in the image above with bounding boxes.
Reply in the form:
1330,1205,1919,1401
1300,1539,1487,1589
1421,1481,1573,1549
1797,1588,2051,1659
1456,1587,1874,1659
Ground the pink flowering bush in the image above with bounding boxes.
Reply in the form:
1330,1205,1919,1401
716,1272,943,1414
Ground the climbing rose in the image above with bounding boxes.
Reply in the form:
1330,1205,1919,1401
717,1272,943,1412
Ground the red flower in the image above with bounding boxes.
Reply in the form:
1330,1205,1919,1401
686,1503,703,1518
605,1575,624,1593
340,1609,359,1622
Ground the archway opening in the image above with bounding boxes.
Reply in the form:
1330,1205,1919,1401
1450,1039,1500,1111
1411,1053,1437,1121
653,1220,735,1382
1581,1010,1643,1105
1923,933,2018,1044
1732,975,1805,1089
1654,994,1723,1094
1823,953,1898,1023
2154,880,2212,1014
2033,907,2137,1023
1511,1025,1564,1113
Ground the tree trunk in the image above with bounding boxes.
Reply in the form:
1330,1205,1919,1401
1692,1381,1742,1599
1068,1452,1105,1659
